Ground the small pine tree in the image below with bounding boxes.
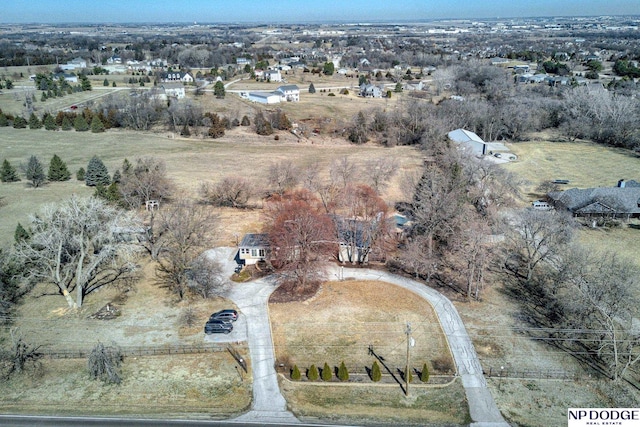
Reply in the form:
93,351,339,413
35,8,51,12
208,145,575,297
338,361,349,381
48,154,71,181
93,183,108,200
240,115,250,126
308,82,316,94
90,115,105,133
0,112,8,127
43,114,58,130
1,159,20,182
13,116,27,129
121,158,132,176
41,92,47,102
291,364,301,381
28,113,42,129
14,222,30,242
74,115,89,132
103,78,109,86
24,155,46,188
61,116,73,131
112,169,122,184
321,362,332,381
371,360,382,382
105,182,122,204
85,156,110,186
76,167,85,181
420,363,430,383
112,81,116,87
307,364,319,381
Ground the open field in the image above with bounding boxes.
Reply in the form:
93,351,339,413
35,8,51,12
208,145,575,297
270,279,463,425
0,126,422,244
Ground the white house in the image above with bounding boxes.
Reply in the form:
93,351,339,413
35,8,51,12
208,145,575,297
447,128,487,156
160,71,194,84
275,85,300,102
264,69,282,82
237,233,270,265
360,84,382,98
161,82,186,99
60,57,88,71
247,92,281,104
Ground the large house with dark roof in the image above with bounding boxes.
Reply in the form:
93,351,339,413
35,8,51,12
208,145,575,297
548,181,640,219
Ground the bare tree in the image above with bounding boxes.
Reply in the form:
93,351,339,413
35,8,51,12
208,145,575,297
265,191,335,294
329,157,359,189
120,157,174,209
15,196,141,309
362,157,397,194
267,160,299,195
154,200,220,300
302,162,343,214
506,209,576,282
187,254,227,298
0,328,42,379
199,176,252,208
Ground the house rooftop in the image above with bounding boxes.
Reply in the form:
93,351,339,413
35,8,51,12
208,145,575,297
447,128,485,144
239,233,270,248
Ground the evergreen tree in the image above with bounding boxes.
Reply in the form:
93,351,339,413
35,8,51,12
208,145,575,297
307,364,319,381
213,81,225,98
85,156,110,186
121,158,132,176
74,115,89,132
28,113,42,129
321,362,332,381
240,115,250,126
24,155,46,188
13,116,27,129
90,115,105,133
1,159,20,182
76,167,85,181
420,363,429,383
371,360,382,382
103,78,109,86
14,223,30,242
308,83,316,94
338,361,349,381
80,76,92,91
291,364,301,380
43,113,58,130
394,82,403,93
254,110,273,136
41,92,47,102
47,154,71,181
105,182,122,204
112,81,116,87
0,112,8,127
112,169,122,184
61,116,73,131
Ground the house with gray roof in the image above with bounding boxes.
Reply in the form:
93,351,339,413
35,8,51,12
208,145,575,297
548,185,640,219
448,128,487,156
238,233,270,265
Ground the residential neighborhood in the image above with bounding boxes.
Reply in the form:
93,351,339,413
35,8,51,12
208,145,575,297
0,9,639,427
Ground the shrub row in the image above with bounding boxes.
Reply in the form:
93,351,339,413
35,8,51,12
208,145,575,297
289,361,430,383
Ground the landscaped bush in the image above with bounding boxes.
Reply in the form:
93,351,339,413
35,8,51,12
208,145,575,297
291,364,301,380
76,167,85,181
321,362,332,381
338,361,349,381
420,363,430,383
307,364,319,381
432,356,453,374
371,360,381,382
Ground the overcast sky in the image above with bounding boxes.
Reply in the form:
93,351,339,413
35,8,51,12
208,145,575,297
3,0,638,23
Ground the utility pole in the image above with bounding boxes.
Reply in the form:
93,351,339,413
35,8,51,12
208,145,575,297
405,322,412,396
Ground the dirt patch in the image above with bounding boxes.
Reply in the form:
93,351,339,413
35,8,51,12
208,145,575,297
269,280,321,303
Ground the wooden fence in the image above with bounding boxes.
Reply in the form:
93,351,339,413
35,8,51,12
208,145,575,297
41,343,228,359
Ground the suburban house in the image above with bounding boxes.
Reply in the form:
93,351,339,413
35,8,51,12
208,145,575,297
335,217,371,264
60,57,87,71
238,233,270,265
264,69,282,82
161,82,186,99
448,128,488,156
160,71,194,83
360,84,382,98
275,84,300,102
548,180,640,219
404,80,424,91
53,72,79,83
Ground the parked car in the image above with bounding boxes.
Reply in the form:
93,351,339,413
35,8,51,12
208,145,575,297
204,319,233,334
209,309,238,322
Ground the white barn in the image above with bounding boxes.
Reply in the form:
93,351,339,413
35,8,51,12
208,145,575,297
247,92,281,104
448,128,487,156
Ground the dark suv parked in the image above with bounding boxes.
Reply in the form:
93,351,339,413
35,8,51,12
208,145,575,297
209,309,238,322
204,319,233,334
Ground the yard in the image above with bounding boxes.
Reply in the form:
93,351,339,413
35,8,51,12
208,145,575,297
269,279,467,426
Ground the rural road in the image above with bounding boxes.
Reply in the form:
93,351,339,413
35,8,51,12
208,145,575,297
206,248,508,426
